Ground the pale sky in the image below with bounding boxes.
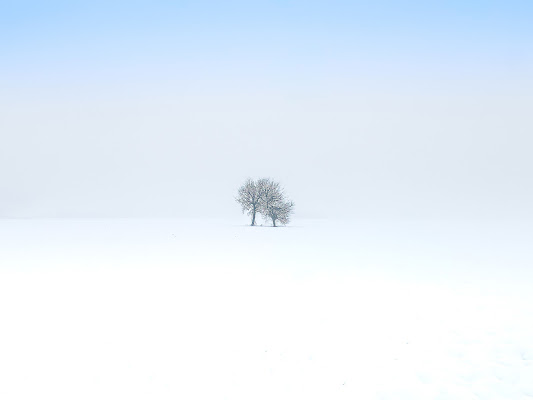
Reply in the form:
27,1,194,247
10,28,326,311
1,1,532,219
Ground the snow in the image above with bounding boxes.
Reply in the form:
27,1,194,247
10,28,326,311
1,218,532,399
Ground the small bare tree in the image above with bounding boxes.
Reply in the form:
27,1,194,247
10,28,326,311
263,199,295,227
236,178,261,226
258,178,294,227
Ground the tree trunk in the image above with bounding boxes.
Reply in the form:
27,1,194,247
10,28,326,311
272,217,276,227
251,212,256,226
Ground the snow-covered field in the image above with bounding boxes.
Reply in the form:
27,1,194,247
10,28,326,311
1,218,532,399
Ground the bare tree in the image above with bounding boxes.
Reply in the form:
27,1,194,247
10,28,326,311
235,178,261,226
258,178,294,227
263,199,295,227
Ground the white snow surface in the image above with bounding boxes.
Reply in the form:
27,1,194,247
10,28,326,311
1,218,532,399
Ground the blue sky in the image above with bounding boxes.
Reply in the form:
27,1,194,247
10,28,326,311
2,0,531,87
